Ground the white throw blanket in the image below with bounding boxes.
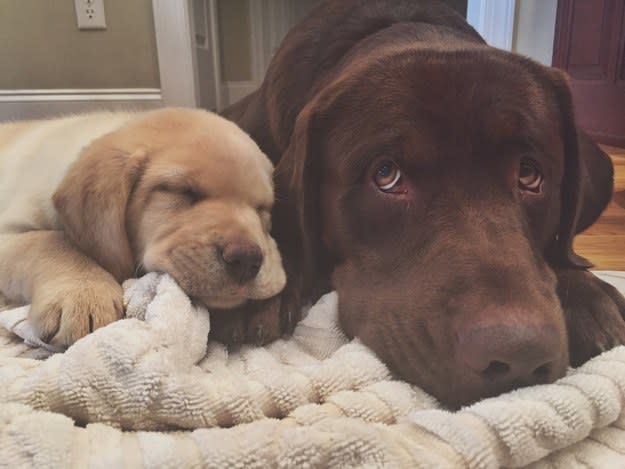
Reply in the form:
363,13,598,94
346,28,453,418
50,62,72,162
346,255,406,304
1,272,625,468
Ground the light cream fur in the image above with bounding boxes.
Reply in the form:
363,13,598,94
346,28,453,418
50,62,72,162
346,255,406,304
0,108,286,346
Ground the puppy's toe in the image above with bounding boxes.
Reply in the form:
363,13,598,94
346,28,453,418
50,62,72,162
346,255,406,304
30,301,63,344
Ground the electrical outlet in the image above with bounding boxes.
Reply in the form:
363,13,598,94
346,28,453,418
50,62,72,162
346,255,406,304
75,0,106,30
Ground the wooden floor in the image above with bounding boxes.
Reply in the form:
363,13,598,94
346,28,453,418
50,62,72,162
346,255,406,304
575,145,625,271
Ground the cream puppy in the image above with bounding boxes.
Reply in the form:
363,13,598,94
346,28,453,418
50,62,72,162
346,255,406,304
0,108,286,346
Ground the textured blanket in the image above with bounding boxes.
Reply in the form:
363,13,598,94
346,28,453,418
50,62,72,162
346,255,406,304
1,272,625,468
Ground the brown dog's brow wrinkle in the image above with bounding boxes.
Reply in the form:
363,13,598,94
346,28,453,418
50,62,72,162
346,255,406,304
494,137,542,158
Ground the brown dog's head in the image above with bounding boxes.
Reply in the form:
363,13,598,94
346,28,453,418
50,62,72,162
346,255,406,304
53,108,286,309
274,35,613,407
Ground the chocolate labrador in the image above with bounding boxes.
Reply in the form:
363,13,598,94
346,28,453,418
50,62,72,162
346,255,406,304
214,0,625,407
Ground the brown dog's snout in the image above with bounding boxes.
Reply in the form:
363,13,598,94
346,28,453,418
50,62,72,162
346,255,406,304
221,242,263,284
456,320,563,387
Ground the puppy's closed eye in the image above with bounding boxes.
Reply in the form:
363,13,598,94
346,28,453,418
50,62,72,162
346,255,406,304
154,184,206,205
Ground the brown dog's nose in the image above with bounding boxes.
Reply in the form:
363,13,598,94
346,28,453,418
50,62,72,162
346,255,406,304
456,322,562,386
221,242,263,284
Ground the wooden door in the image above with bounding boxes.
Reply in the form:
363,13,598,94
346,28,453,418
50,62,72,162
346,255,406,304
552,0,625,147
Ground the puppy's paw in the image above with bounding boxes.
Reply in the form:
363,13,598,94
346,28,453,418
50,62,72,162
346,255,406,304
30,276,124,347
209,293,299,346
209,309,246,346
243,294,284,345
556,269,625,366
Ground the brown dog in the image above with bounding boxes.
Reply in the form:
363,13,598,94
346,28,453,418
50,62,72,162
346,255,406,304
220,0,625,407
0,108,285,347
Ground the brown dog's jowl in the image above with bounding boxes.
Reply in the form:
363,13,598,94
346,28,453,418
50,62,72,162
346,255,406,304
223,0,625,408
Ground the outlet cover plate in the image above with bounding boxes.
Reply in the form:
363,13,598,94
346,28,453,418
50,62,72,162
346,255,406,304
75,0,106,30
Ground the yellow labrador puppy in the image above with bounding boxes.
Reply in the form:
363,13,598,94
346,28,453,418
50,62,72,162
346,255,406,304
0,108,286,346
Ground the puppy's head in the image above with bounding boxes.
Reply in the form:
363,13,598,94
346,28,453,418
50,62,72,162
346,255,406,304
53,108,286,309
276,40,613,407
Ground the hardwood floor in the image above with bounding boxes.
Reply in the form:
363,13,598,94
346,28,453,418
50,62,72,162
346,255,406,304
575,145,625,271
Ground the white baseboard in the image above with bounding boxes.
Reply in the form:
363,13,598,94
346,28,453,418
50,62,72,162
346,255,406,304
0,88,162,102
0,88,163,121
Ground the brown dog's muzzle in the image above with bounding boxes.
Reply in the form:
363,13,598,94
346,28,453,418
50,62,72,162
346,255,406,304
335,195,569,408
454,310,566,392
438,226,569,405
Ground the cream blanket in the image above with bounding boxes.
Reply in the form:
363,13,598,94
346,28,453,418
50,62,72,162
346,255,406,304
1,272,625,468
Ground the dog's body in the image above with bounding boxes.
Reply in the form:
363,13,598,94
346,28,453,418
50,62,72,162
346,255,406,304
221,0,625,407
0,113,133,234
0,108,286,346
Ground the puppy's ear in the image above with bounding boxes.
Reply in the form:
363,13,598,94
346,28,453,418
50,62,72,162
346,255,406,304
545,68,614,268
53,139,147,282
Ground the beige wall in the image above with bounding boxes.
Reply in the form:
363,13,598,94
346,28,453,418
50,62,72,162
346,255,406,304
217,0,251,82
215,0,320,83
0,0,160,89
292,0,321,23
512,0,558,66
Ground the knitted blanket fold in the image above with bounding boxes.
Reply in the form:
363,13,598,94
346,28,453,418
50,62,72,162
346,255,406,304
1,272,625,468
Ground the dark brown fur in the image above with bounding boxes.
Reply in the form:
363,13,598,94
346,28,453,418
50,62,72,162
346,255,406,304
221,0,625,407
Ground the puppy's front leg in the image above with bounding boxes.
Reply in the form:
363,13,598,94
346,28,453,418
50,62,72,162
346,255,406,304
0,231,123,346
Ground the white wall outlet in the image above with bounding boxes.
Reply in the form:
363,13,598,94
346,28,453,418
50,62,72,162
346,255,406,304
75,0,106,30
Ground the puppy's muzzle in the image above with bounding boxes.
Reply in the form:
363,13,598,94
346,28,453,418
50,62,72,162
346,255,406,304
221,241,263,284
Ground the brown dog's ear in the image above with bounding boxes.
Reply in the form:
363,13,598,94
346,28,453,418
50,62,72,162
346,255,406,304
572,130,615,232
53,140,147,282
273,87,344,303
274,104,323,301
545,68,614,268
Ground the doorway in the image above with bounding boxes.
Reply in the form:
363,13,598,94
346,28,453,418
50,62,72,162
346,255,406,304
552,0,625,147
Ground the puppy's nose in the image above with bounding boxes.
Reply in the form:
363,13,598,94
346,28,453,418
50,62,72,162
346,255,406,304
221,242,263,284
456,322,563,387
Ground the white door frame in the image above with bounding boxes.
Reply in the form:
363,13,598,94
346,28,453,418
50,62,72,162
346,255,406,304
152,0,200,108
467,0,516,51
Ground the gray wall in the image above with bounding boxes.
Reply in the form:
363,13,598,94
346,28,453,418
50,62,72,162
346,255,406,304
512,0,558,66
0,0,160,89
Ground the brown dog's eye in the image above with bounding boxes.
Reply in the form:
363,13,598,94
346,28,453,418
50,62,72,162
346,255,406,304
373,161,403,192
519,159,542,193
